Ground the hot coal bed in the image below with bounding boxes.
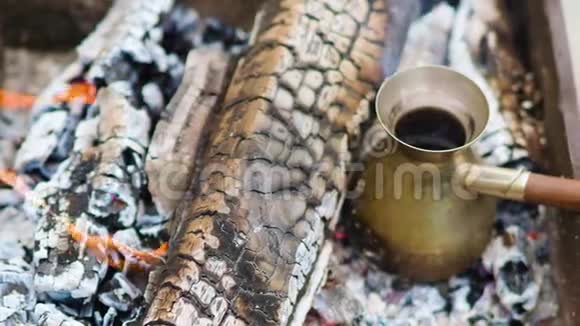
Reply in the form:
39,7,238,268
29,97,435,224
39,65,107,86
0,1,247,325
0,0,559,325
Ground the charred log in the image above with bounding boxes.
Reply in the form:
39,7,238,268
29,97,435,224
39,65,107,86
144,0,388,325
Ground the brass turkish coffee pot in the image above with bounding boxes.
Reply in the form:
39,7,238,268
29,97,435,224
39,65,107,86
357,66,580,281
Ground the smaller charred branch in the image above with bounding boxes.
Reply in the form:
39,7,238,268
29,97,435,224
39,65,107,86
23,0,177,318
14,0,178,177
146,48,231,219
14,1,247,179
482,226,544,320
449,0,528,168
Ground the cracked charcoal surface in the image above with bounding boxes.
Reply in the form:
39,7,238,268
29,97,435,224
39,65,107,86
144,0,388,325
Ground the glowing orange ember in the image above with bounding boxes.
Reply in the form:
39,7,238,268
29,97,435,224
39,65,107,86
0,82,97,110
0,168,31,195
54,82,97,105
67,223,168,271
1,168,165,272
0,89,36,109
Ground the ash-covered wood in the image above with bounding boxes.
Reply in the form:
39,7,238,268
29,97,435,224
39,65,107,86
144,0,388,325
34,303,86,326
146,48,231,219
32,86,149,303
28,1,182,309
11,1,248,324
0,256,35,325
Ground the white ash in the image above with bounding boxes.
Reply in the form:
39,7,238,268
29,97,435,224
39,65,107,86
101,308,118,326
34,303,87,326
0,257,35,326
13,63,84,175
141,83,165,114
77,0,174,65
482,226,541,319
98,273,142,312
308,221,557,324
0,206,34,258
0,112,29,141
15,110,69,175
0,190,22,208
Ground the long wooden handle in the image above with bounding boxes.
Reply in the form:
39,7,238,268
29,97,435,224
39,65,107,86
524,173,580,210
459,164,580,211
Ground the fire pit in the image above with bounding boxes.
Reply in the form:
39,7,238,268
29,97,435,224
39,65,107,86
0,0,578,325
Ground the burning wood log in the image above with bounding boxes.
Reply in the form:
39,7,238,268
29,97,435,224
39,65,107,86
32,86,151,306
27,1,180,311
144,0,388,325
146,48,232,219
